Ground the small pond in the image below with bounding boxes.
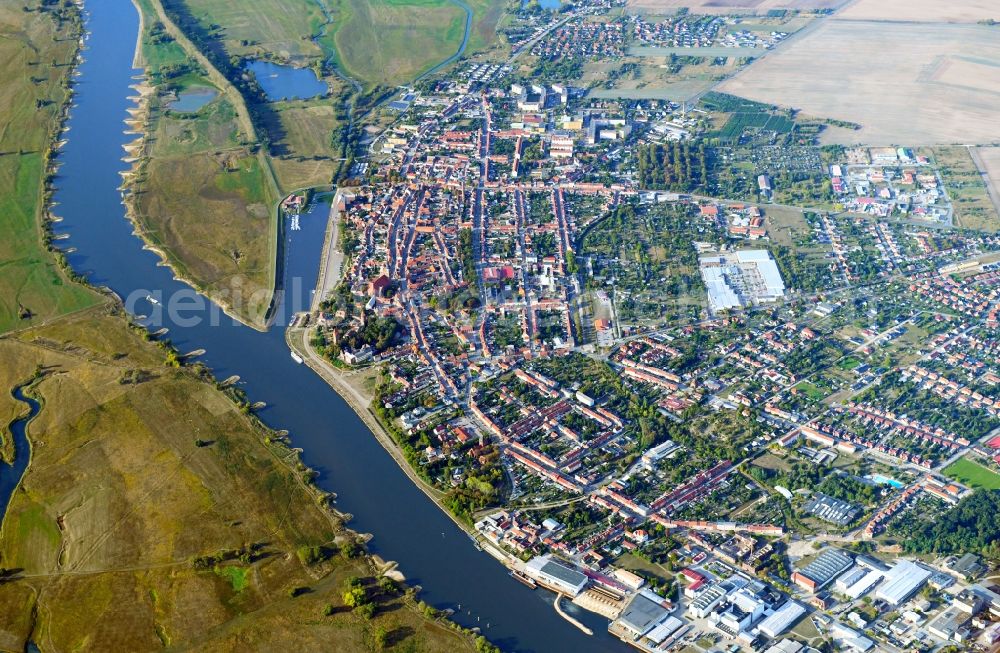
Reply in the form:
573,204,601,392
169,86,218,112
247,61,327,101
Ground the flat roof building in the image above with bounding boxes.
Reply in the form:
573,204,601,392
875,560,932,607
927,605,971,642
834,566,867,592
643,616,684,647
757,600,807,638
843,568,884,600
830,622,874,652
805,493,860,526
689,584,727,619
700,250,786,313
950,553,987,579
765,640,819,653
792,549,853,592
617,590,671,639
525,555,588,596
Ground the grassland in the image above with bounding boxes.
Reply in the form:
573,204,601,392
181,0,329,61
0,308,481,652
0,4,493,650
971,146,1000,230
179,0,504,88
585,56,725,102
331,0,466,85
129,0,284,328
943,457,1000,491
133,147,278,324
0,2,100,334
265,95,342,190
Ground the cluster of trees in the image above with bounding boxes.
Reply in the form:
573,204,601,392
192,541,266,570
458,228,479,292
748,460,825,491
530,58,583,81
372,381,504,523
901,490,1000,558
817,474,880,506
491,139,515,157
296,543,337,566
532,231,557,258
636,142,709,192
431,287,480,313
342,576,376,618
770,244,833,292
344,316,400,354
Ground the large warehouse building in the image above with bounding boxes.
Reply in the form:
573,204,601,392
524,555,588,596
757,600,807,638
876,560,932,606
792,549,853,592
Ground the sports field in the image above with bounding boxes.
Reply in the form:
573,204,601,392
944,457,1000,491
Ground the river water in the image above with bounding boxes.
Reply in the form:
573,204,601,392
48,1,628,651
0,386,39,521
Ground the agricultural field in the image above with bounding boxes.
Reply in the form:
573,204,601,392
0,2,100,333
624,0,848,14
943,457,1000,491
835,0,1000,22
718,20,1000,145
0,309,480,653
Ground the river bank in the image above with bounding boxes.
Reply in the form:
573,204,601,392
311,189,346,311
0,381,41,516
285,327,502,548
120,0,283,332
35,0,627,648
